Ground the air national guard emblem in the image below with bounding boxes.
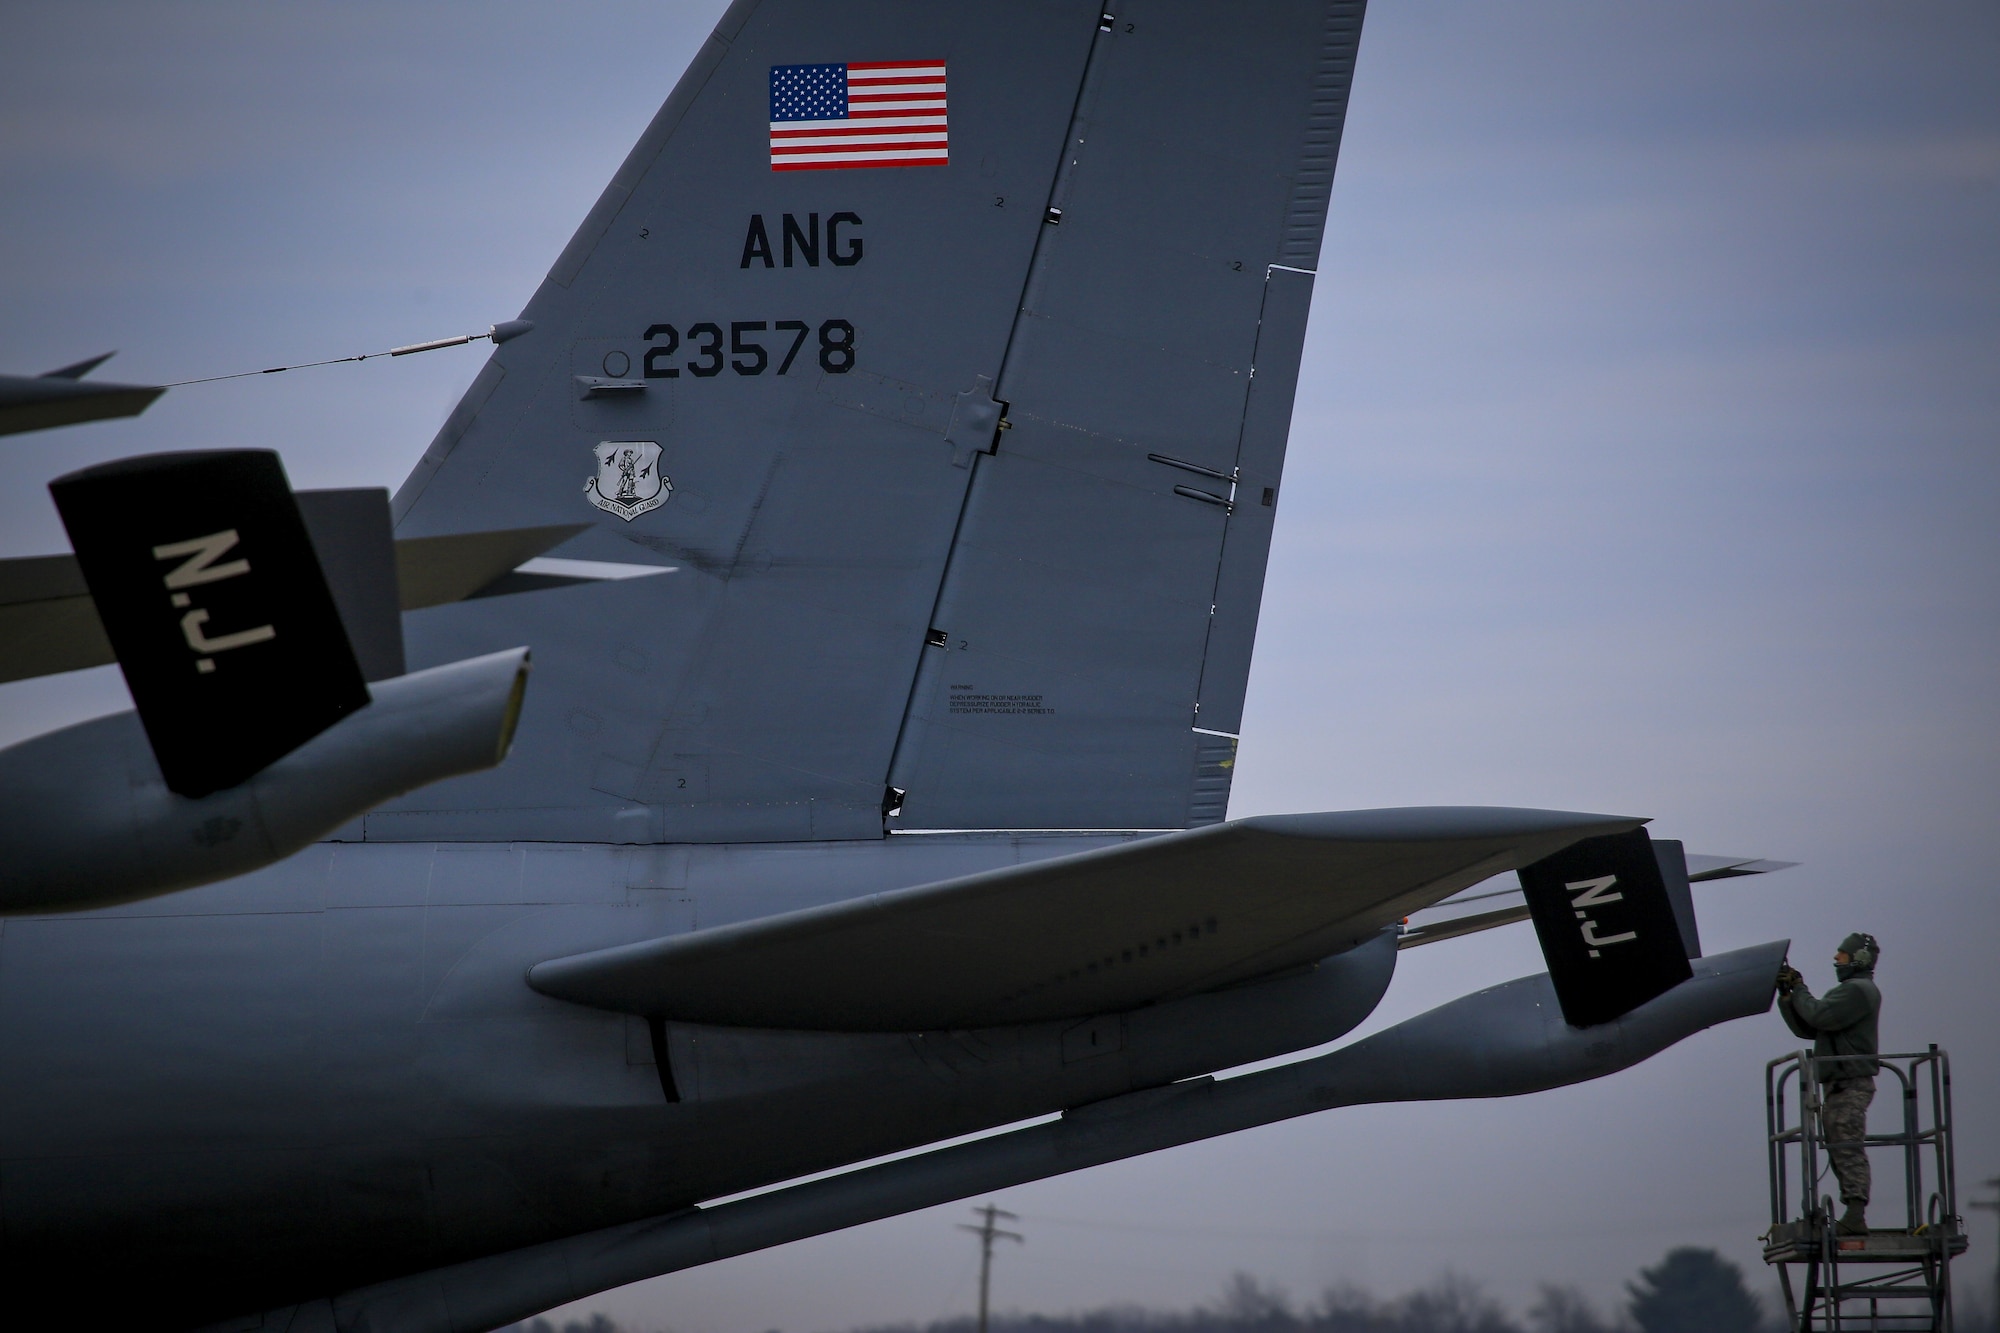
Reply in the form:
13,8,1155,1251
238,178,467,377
585,440,670,521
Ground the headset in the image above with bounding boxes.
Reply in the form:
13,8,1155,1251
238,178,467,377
1849,933,1879,969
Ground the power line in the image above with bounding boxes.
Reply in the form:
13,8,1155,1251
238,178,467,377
958,1203,1024,1333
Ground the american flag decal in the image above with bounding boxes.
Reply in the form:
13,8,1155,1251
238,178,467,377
769,61,948,171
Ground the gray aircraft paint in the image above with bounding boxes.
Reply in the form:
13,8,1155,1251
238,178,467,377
0,647,530,912
380,0,1362,842
0,4,1787,1330
524,807,1643,1030
1,832,1397,1328
242,941,1787,1333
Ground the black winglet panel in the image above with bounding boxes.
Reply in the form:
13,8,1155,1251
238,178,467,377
296,488,406,682
1519,828,1695,1028
50,450,369,797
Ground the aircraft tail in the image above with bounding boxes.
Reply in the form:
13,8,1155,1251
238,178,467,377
383,0,1368,843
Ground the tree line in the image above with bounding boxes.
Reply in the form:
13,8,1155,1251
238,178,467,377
499,1246,1996,1333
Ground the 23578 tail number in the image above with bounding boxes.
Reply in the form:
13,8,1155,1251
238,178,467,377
641,319,854,378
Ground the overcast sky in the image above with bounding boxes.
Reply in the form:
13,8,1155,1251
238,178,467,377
2,3,1996,1329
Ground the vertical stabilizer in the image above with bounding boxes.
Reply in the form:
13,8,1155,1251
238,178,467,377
383,1,1366,843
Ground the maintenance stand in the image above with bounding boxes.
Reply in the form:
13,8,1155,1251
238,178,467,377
1765,1047,1968,1331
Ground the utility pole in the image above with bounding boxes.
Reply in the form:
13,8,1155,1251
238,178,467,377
1972,1177,2000,1333
958,1202,1024,1333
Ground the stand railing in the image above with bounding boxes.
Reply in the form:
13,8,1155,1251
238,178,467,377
1764,1047,1968,1332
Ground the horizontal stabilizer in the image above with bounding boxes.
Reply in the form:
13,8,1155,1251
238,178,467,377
393,522,590,609
1686,854,1799,881
51,450,369,797
528,806,1645,1030
1400,846,1794,949
0,514,585,685
0,365,163,437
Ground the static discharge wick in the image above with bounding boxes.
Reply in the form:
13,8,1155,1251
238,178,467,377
162,318,534,388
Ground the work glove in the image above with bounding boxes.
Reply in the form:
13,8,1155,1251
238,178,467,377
1776,965,1803,995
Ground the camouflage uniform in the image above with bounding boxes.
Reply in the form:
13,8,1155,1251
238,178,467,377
1818,1077,1875,1206
1779,939,1882,1210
